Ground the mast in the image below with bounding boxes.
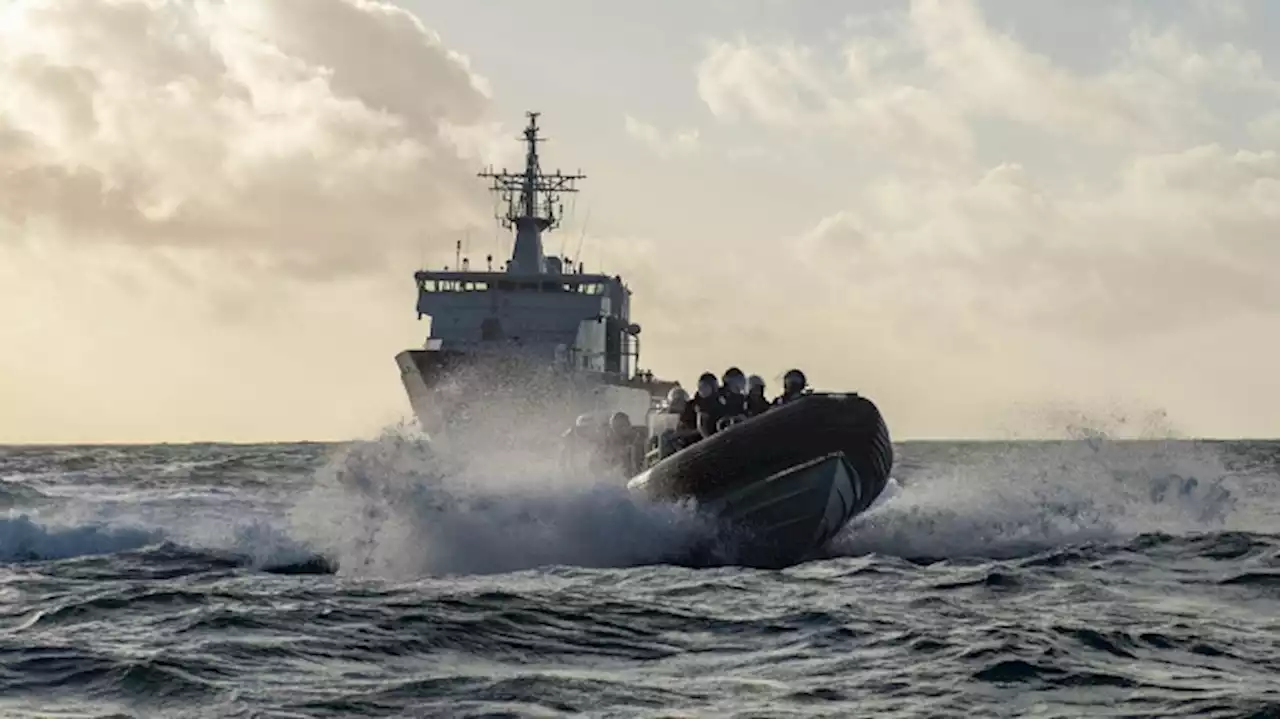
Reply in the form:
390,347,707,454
478,111,585,275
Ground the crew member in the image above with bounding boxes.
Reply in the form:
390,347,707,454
715,367,749,431
600,411,641,476
772,368,811,406
681,372,728,438
746,374,770,416
560,412,602,469
666,387,690,424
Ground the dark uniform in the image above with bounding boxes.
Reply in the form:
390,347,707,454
718,385,748,420
681,390,730,438
772,368,811,407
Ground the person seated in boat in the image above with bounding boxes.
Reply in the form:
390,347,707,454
719,367,749,412
771,368,811,406
651,386,698,457
665,386,690,418
559,412,604,469
711,366,750,432
681,371,728,439
746,374,770,416
599,411,642,476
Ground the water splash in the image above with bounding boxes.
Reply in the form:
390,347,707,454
834,436,1264,561
288,426,717,578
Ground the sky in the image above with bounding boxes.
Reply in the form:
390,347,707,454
1,0,1279,443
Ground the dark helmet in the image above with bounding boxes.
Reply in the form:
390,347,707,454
783,368,807,393
609,411,631,431
696,372,718,398
721,367,746,394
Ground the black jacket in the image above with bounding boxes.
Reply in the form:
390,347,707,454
681,391,732,438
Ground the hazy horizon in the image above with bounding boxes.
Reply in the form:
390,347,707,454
3,0,1279,444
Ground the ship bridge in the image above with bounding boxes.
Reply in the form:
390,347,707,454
414,266,639,376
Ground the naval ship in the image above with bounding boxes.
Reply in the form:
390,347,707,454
395,112,678,440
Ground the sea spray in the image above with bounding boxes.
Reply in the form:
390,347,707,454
834,436,1250,561
288,424,717,578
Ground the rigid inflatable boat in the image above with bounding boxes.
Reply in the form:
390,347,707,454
627,392,893,569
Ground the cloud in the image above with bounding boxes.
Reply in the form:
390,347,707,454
652,0,1280,436
696,36,974,166
0,0,498,281
794,146,1280,340
623,115,699,157
689,0,1280,343
0,0,510,442
4,0,1279,441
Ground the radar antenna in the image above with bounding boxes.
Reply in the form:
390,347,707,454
478,112,585,274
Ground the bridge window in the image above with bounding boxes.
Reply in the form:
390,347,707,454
419,279,491,293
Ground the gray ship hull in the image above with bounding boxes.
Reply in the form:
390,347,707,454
395,348,674,441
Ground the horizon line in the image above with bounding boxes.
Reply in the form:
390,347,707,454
2,435,1277,448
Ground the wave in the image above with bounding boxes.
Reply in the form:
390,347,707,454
0,514,160,562
834,437,1271,562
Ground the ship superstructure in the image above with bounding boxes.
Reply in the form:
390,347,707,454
395,112,675,438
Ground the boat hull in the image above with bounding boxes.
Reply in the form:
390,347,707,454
395,348,673,442
702,451,866,568
628,392,893,568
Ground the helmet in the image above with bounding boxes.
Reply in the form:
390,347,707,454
783,369,807,393
610,411,631,431
696,372,718,398
722,367,746,394
747,374,765,391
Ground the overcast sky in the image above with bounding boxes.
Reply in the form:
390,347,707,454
2,0,1278,443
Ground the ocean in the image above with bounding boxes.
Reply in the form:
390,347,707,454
0,433,1277,718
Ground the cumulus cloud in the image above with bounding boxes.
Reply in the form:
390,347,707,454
692,0,1280,344
0,0,498,280
0,0,513,442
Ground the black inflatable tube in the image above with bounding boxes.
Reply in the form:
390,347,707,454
631,392,893,517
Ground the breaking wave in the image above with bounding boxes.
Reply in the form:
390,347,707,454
0,514,160,562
